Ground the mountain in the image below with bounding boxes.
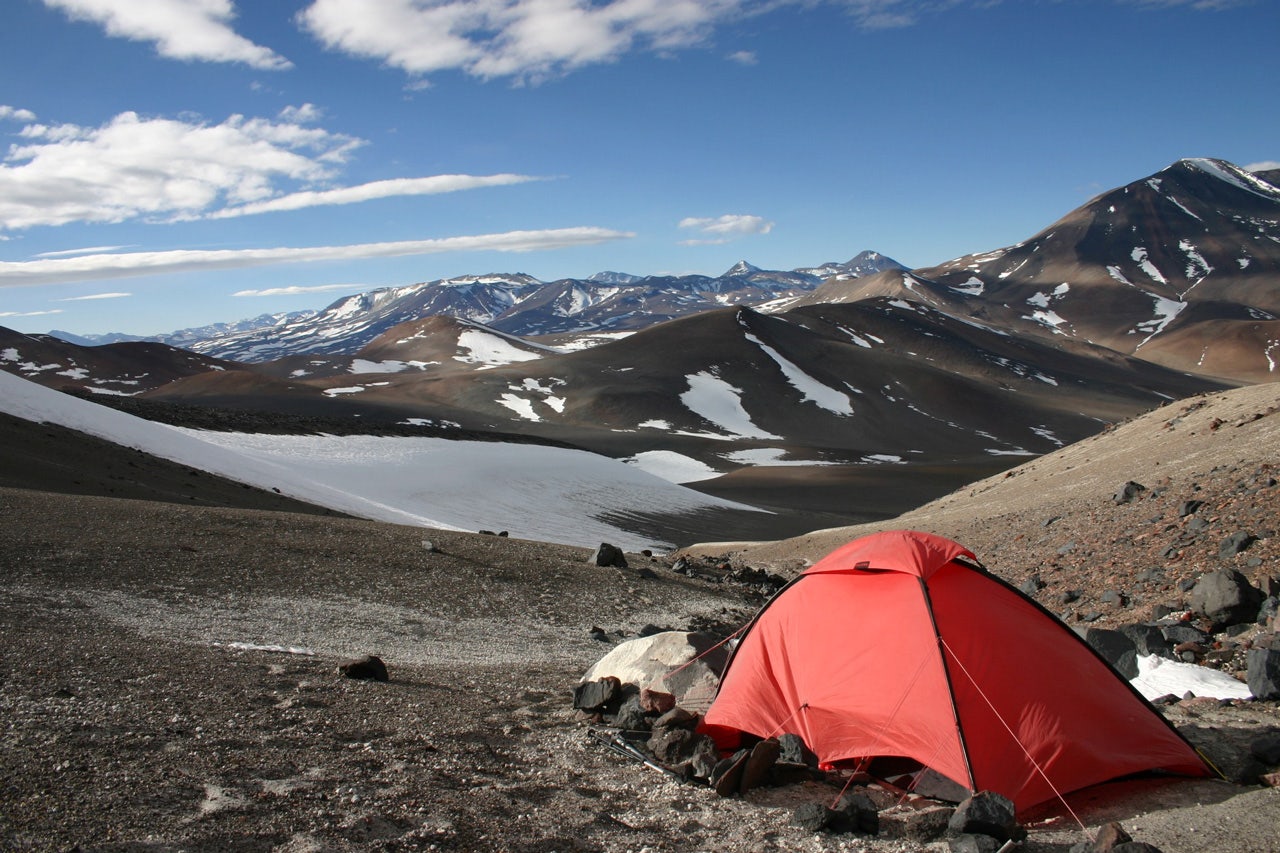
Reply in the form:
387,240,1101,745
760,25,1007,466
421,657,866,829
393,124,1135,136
46,255,906,364
0,326,243,396
794,159,1280,384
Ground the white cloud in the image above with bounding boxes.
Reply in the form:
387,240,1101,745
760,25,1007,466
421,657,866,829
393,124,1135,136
727,50,757,65
42,0,291,69
0,308,63,318
57,292,132,301
209,173,545,219
0,105,38,123
0,107,538,230
298,0,739,82
1246,160,1280,173
0,227,634,287
234,283,366,297
34,245,135,259
678,214,774,245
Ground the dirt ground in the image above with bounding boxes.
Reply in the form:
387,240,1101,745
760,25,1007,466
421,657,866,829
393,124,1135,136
2,382,1279,852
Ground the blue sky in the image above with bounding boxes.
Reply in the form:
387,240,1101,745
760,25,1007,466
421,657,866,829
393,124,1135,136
1,0,1276,336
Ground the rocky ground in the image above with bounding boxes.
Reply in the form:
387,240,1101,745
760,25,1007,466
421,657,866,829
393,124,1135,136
1,383,1278,852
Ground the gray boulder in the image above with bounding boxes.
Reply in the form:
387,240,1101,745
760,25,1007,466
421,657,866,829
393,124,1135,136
1083,627,1139,680
947,791,1022,843
1247,648,1280,700
1190,569,1264,629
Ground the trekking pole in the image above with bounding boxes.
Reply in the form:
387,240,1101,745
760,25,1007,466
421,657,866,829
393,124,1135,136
588,729,683,780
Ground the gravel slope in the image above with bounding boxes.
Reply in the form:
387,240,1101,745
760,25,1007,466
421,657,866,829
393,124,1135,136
2,382,1279,852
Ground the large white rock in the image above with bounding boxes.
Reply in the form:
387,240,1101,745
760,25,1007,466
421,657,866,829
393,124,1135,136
581,631,730,713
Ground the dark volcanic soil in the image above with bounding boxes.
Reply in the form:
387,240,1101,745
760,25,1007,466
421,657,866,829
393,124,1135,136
2,383,1279,852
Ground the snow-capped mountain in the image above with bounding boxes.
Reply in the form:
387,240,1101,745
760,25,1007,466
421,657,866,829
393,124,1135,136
790,159,1280,383
47,255,905,364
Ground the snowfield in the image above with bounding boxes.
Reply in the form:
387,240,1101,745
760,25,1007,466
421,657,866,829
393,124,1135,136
0,370,761,550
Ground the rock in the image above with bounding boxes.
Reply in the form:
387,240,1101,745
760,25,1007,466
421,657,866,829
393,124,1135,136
880,804,952,842
612,695,649,738
710,749,748,797
1218,531,1258,560
1119,623,1172,658
1258,596,1279,625
1019,575,1045,596
338,655,389,682
590,543,628,568
580,631,729,712
685,735,721,781
1161,623,1208,645
1083,627,1139,679
1111,844,1163,853
1178,499,1204,517
1246,648,1280,700
1090,821,1133,850
739,738,780,793
1190,569,1264,629
777,732,817,767
1261,772,1280,788
792,801,841,834
949,835,1001,853
647,726,699,764
652,706,699,730
572,676,621,712
1113,481,1146,504
835,791,879,835
1248,732,1280,765
947,791,1022,842
638,688,676,715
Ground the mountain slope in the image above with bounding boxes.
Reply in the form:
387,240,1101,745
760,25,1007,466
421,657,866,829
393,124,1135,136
909,158,1280,382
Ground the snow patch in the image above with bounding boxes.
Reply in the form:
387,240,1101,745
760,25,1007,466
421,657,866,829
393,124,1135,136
1130,653,1252,701
680,370,780,440
350,359,434,374
455,329,543,367
742,331,852,416
323,386,365,396
624,451,720,484
497,394,541,421
1131,247,1167,285
0,370,759,550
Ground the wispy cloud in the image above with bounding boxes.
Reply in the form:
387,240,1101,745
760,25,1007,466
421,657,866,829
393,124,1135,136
57,291,132,301
0,227,634,288
34,245,135,259
209,173,546,219
678,213,774,245
0,107,540,231
234,283,364,297
42,0,291,69
1246,160,1279,172
727,50,757,65
0,308,63,318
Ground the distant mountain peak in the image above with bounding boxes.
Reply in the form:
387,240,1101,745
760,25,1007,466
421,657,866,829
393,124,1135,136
723,260,761,277
587,271,642,285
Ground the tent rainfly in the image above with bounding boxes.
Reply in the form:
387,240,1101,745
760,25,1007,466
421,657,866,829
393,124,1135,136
699,530,1212,811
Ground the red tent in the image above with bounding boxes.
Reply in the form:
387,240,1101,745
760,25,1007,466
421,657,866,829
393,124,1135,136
699,530,1211,811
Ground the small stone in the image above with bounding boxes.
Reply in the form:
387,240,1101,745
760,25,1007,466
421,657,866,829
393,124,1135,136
1113,481,1146,504
638,688,676,715
338,655,389,682
590,543,628,568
